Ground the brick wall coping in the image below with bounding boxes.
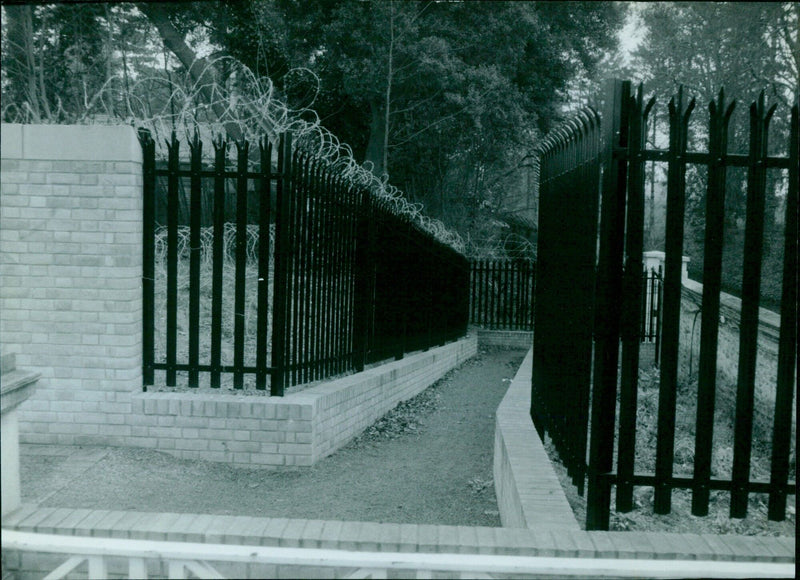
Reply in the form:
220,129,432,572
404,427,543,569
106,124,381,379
2,505,793,563
493,349,580,530
1,123,141,162
682,279,780,342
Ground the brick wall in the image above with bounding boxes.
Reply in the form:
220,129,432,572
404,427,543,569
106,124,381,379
493,348,580,530
128,336,477,466
4,506,793,579
477,330,533,349
1,123,143,446
679,280,795,436
0,124,477,462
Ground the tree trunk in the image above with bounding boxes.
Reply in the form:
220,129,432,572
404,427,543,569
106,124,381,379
365,99,386,177
137,2,245,141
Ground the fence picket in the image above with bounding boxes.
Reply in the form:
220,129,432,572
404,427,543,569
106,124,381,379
617,85,654,513
730,93,776,517
165,132,180,387
210,138,227,389
768,99,799,520
233,140,249,389
271,132,292,396
139,131,156,388
188,133,203,388
587,79,630,530
255,138,272,391
692,90,735,515
654,86,695,515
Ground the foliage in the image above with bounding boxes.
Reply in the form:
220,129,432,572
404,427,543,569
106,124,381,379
1,1,625,258
625,2,797,308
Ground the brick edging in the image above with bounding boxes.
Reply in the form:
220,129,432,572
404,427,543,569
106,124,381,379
3,505,793,562
493,349,580,530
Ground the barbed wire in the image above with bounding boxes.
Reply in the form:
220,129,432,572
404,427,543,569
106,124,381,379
87,55,466,252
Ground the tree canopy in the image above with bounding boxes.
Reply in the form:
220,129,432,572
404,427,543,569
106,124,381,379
2,0,624,256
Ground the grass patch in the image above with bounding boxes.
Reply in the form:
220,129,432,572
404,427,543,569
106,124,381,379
152,224,272,390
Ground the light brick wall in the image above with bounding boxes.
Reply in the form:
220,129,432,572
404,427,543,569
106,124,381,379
4,506,793,579
129,336,478,466
1,123,143,445
493,348,580,530
477,329,533,349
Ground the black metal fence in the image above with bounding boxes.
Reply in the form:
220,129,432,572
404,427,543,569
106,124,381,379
641,267,662,352
469,259,536,330
140,131,470,396
532,80,797,529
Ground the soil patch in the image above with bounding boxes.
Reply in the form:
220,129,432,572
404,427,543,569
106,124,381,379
21,348,526,526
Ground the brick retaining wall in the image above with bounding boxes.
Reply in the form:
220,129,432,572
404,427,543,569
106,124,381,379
679,279,795,435
477,329,533,349
493,349,580,530
124,336,477,466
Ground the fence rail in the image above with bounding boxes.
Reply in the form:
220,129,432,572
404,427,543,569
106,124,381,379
140,131,469,396
469,259,536,330
532,80,797,529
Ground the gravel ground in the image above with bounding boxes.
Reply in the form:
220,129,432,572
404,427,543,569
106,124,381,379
20,348,526,527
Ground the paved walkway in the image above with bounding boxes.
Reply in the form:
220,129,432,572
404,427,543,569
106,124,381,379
19,348,526,527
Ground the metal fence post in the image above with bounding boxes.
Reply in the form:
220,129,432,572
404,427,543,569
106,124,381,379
271,132,292,396
587,78,630,531
138,129,155,389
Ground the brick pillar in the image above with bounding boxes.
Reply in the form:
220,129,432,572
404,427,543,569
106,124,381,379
0,124,143,446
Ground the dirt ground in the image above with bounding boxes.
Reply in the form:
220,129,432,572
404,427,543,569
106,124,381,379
20,348,526,527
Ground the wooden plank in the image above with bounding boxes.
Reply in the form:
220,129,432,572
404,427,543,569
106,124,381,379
6,530,793,578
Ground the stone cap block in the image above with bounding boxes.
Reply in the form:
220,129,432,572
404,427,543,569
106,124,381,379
1,123,141,163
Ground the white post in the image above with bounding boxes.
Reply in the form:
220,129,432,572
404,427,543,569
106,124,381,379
1,353,39,517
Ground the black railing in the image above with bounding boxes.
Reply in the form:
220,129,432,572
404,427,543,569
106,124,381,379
640,267,662,357
532,80,797,529
140,131,470,396
469,259,536,330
